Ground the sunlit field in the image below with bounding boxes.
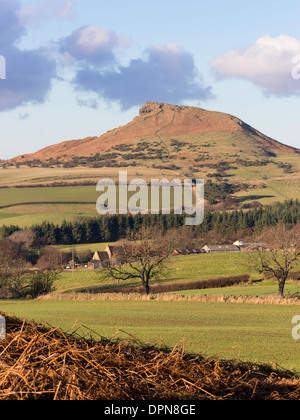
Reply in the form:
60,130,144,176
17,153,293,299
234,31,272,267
1,298,299,373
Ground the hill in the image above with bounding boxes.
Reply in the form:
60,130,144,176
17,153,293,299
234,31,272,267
1,102,300,228
10,102,300,164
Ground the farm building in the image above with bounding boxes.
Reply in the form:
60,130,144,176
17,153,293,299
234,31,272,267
239,243,269,252
202,245,240,253
88,260,102,270
89,244,147,269
123,245,145,256
105,244,128,265
233,240,271,252
233,240,245,248
173,249,204,256
89,251,110,269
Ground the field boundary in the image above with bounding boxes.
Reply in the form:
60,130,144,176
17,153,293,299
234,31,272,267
92,275,251,295
0,201,95,210
38,291,300,305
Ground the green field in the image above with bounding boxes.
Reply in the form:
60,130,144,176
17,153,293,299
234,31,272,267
1,298,300,373
0,245,300,377
1,153,300,227
235,177,300,205
1,249,300,373
52,253,258,293
0,186,98,206
0,203,98,228
0,166,178,227
0,183,183,227
0,184,99,227
0,167,177,187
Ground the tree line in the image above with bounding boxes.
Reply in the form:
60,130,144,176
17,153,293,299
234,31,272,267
0,199,299,246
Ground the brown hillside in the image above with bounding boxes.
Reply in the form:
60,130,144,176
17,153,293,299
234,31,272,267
10,102,299,162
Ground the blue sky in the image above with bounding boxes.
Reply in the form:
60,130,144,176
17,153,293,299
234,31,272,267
1,0,300,159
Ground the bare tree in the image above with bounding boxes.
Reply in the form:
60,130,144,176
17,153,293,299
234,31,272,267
9,229,37,251
99,226,176,295
247,225,300,298
36,246,65,271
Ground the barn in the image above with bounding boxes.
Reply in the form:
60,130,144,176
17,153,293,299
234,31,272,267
202,245,240,253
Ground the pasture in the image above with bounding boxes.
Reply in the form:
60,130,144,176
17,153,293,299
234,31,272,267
0,184,98,227
0,166,177,187
53,252,258,293
1,251,300,373
1,298,300,373
1,160,300,227
0,183,183,227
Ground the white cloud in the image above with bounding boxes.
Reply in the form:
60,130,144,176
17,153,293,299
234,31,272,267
75,26,122,53
211,35,300,97
59,25,127,66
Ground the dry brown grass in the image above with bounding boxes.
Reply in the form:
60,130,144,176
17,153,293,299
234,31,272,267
38,292,300,306
0,314,300,400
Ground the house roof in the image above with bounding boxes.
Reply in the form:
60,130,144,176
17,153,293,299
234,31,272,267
124,245,145,255
94,251,110,261
243,242,266,247
174,249,204,255
107,245,127,258
242,243,271,250
203,245,239,252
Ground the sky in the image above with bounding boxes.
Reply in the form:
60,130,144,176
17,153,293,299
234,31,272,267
1,0,300,159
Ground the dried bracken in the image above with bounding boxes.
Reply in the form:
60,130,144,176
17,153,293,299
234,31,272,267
0,314,300,400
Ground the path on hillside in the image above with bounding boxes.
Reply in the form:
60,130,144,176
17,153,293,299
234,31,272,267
153,110,176,161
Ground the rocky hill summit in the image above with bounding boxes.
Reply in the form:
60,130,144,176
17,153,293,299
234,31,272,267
10,102,299,162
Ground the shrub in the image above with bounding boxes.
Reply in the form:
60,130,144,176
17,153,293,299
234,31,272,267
0,272,57,299
27,272,57,298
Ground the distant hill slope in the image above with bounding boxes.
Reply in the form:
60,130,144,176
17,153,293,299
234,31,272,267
2,103,300,226
10,102,299,163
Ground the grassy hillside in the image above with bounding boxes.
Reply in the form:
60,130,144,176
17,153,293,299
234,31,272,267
43,251,298,295
51,252,256,293
0,183,98,227
0,157,300,227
